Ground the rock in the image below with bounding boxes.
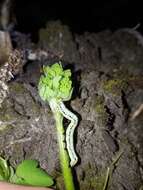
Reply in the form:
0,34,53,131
0,30,12,63
39,20,80,64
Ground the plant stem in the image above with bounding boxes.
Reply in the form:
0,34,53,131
54,111,75,190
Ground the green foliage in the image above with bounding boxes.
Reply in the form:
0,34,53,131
0,157,54,187
38,62,76,190
38,62,73,102
14,160,54,187
0,157,12,181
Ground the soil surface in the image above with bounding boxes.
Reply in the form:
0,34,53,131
0,21,143,190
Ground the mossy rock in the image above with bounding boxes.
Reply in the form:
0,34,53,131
79,163,108,190
94,96,106,114
9,82,26,94
102,78,128,96
93,95,108,125
39,20,79,63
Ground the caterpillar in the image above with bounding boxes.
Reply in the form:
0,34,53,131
57,101,78,167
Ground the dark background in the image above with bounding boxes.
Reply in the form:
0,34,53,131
13,0,143,34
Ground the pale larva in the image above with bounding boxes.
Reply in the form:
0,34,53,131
58,101,78,167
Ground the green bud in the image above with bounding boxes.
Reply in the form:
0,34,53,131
38,62,73,102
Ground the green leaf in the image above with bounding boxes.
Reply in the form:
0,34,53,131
51,62,63,76
10,173,27,185
0,157,10,181
15,160,54,187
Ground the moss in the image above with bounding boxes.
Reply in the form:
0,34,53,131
10,82,40,116
9,82,26,94
90,170,109,190
94,95,108,125
51,171,64,190
0,112,12,121
94,96,105,114
0,103,18,122
55,175,65,190
79,164,109,190
102,79,128,96
0,124,13,132
79,152,124,190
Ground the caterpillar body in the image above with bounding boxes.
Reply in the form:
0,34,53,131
58,101,78,167
49,99,78,167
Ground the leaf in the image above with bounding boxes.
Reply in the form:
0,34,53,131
16,159,54,187
10,173,26,185
0,157,10,180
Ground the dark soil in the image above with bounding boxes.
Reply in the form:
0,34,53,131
0,22,143,190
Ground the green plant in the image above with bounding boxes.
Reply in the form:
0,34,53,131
0,157,54,187
38,62,78,190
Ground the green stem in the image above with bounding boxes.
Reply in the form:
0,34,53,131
54,111,75,190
